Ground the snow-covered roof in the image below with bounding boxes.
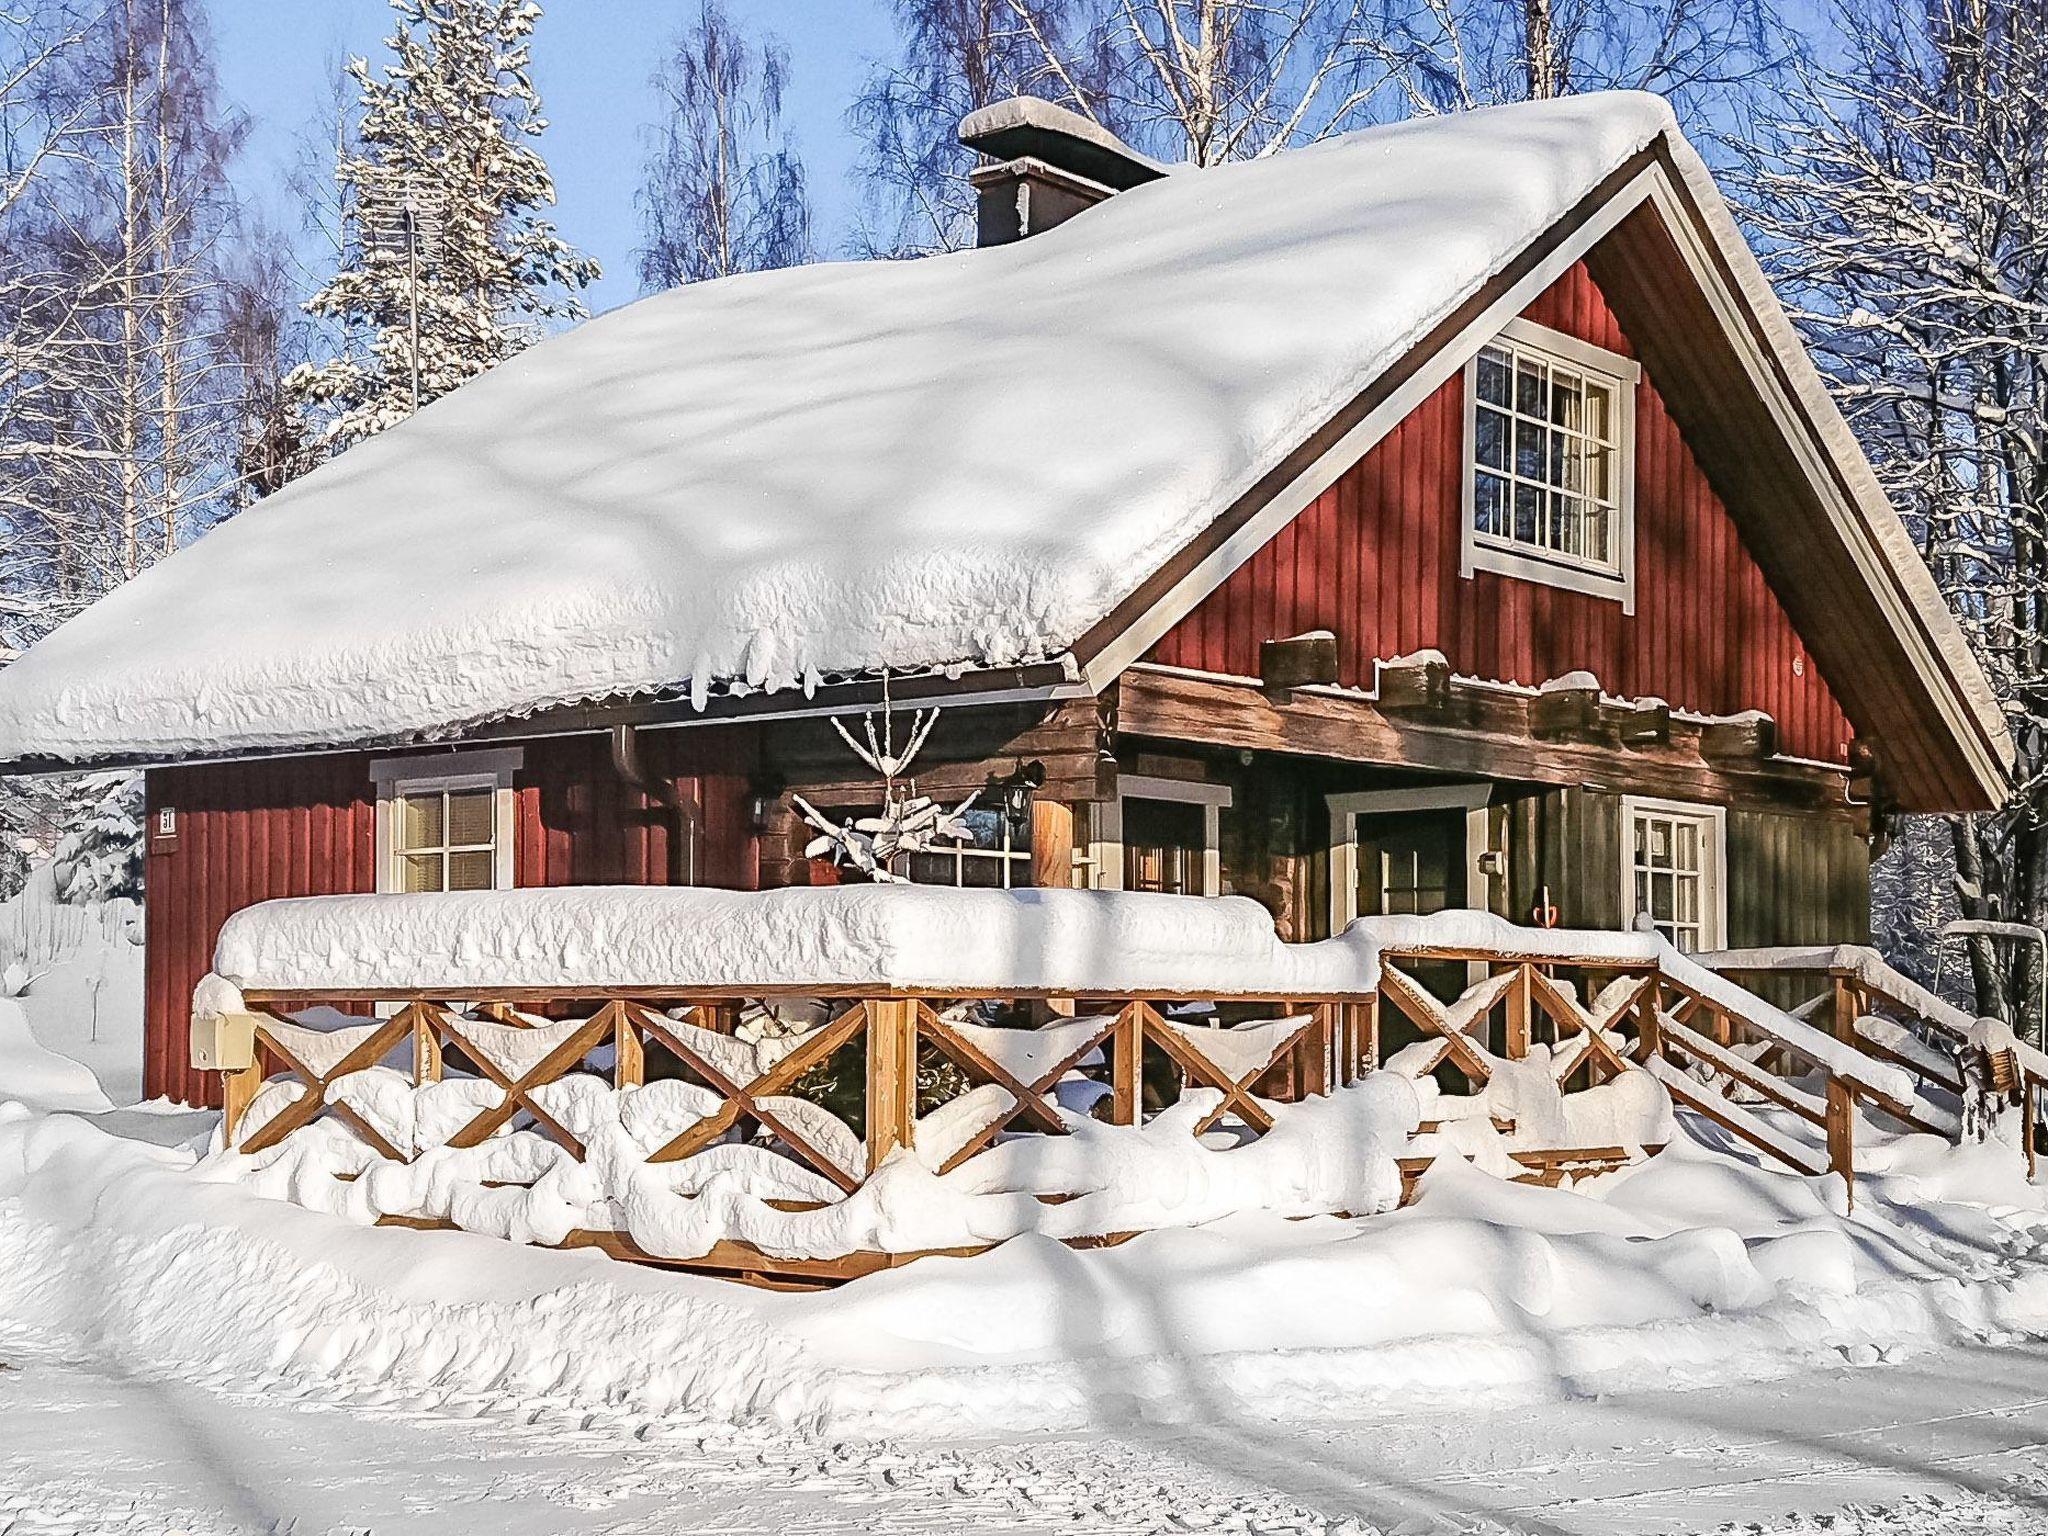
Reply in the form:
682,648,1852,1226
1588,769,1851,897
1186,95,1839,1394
0,92,2007,802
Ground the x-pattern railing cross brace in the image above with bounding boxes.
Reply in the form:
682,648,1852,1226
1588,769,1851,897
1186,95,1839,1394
1143,1003,1314,1137
238,1007,420,1158
917,1003,1126,1174
623,1000,869,1192
433,1002,619,1155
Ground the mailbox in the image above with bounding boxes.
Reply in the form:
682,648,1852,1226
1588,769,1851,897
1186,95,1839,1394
190,1010,258,1072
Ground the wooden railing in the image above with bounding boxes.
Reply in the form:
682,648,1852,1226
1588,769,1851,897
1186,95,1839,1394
204,935,2011,1283
1705,945,2048,1179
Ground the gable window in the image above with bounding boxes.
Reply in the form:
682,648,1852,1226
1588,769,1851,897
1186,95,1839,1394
1462,317,1638,609
1621,796,1725,953
371,749,521,894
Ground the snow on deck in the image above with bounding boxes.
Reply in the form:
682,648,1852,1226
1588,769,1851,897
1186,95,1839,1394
203,885,1917,1103
0,94,1677,761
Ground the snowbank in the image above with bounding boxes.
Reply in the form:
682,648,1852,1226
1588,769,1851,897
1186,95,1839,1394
0,997,111,1114
217,1072,1424,1261
0,94,1685,761
4,1096,2046,1439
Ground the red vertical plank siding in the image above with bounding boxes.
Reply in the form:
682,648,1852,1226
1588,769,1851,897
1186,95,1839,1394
144,730,761,1105
1148,261,1854,763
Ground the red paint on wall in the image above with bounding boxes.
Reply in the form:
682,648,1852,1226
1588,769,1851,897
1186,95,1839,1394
144,731,756,1106
1148,262,1853,764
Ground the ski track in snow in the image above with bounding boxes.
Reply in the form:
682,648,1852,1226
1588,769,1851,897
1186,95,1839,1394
5,1314,2048,1534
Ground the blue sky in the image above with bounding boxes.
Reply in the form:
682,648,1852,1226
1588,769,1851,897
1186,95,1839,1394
211,1,901,316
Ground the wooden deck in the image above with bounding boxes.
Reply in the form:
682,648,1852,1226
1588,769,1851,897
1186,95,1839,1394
203,935,2026,1285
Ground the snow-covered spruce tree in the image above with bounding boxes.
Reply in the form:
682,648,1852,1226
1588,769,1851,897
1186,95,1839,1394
637,0,813,288
1743,0,2048,1035
49,775,143,906
288,0,599,449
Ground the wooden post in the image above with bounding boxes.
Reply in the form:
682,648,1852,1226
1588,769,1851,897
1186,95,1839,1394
221,1061,261,1145
612,1001,644,1089
1825,1076,1856,1209
865,999,917,1169
1831,978,1859,1044
1362,992,1381,1074
1031,799,1076,890
1300,1004,1333,1097
1112,1003,1145,1125
1506,965,1532,1060
409,1003,443,1084
2025,1078,2039,1183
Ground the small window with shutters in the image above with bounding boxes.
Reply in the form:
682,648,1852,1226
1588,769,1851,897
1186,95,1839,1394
370,751,521,895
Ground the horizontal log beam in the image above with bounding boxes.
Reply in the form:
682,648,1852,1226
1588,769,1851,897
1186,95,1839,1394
1117,666,1855,815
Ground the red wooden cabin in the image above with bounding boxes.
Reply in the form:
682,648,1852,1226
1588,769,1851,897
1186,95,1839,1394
0,93,2008,1106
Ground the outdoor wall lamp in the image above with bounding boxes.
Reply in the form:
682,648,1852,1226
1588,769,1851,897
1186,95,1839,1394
990,760,1046,837
746,772,786,835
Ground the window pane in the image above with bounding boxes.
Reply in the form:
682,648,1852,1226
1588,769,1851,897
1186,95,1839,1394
1515,355,1546,416
1477,347,1512,406
1585,443,1613,502
1550,370,1585,430
447,850,495,891
1585,384,1612,443
1475,471,1508,536
446,788,495,848
1475,407,1510,471
1515,417,1546,480
1513,483,1542,544
398,793,442,852
1123,798,1207,896
400,852,444,893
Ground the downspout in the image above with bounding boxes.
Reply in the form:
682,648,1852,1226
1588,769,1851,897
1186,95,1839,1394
610,724,694,886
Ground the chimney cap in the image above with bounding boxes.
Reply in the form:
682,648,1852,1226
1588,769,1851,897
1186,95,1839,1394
960,97,1170,192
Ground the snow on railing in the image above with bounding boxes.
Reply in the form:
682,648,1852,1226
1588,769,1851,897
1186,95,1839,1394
187,889,1988,1281
1703,944,2048,1177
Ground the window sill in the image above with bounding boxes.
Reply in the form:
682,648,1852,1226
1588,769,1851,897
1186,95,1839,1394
1465,541,1634,613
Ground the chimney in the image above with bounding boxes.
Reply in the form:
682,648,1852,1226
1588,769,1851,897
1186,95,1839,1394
959,97,1166,247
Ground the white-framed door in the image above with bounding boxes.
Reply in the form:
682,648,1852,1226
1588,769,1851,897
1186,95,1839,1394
1328,784,1494,934
1089,774,1232,895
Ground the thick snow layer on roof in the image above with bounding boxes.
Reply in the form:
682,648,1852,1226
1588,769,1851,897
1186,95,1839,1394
0,93,1679,762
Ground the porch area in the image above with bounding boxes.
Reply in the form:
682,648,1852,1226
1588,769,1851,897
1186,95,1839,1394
192,886,2043,1287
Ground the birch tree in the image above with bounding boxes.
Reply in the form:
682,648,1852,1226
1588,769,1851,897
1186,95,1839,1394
637,0,813,289
1369,0,1787,118
1743,0,2048,1032
288,0,599,449
851,0,1383,256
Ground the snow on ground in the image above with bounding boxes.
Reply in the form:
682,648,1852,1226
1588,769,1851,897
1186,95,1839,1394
5,938,2048,1531
0,871,143,1109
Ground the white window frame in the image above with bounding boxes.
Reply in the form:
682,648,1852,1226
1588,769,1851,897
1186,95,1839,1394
1089,775,1231,896
1620,795,1727,953
370,748,522,894
906,807,1033,889
1461,316,1639,612
1327,784,1493,934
